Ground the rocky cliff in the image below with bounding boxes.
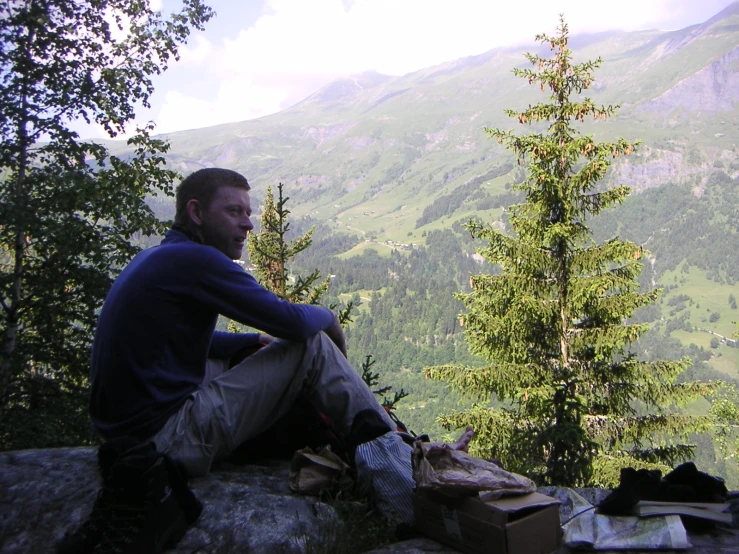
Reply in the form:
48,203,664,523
0,447,457,553
641,46,739,117
2,448,737,553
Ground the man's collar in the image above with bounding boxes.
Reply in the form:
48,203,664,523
169,223,202,243
162,227,195,246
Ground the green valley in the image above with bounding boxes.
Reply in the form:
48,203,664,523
128,4,739,482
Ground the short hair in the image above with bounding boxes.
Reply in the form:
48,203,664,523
174,168,250,225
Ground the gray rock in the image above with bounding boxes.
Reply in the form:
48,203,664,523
365,538,459,553
2,449,737,554
0,447,340,554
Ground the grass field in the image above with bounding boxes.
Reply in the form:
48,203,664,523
336,241,409,259
337,289,377,315
660,265,739,378
660,268,738,335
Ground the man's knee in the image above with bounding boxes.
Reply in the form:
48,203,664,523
312,330,343,354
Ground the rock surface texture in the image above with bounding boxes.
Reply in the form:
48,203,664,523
1,448,737,553
1,447,341,554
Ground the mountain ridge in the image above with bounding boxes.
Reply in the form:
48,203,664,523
117,6,739,453
112,3,739,259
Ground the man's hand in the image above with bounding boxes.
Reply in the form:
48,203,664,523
324,314,348,358
229,334,274,368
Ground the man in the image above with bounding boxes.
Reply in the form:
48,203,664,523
71,168,415,553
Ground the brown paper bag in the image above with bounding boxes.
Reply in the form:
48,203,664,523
412,440,536,500
289,445,351,496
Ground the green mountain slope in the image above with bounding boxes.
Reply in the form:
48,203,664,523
108,5,739,387
116,3,739,249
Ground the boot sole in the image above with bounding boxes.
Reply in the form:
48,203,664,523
162,512,188,551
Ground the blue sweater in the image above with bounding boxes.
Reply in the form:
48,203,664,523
89,230,335,440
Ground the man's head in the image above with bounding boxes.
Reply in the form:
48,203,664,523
173,168,253,260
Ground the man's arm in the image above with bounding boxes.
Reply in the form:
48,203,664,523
226,334,275,368
198,254,336,341
209,331,262,359
323,313,347,358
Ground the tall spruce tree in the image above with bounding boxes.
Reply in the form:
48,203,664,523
247,183,331,306
0,0,213,449
425,17,713,486
239,183,406,410
709,325,739,467
710,384,739,467
228,183,333,332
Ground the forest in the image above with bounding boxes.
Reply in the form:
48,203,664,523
1,1,738,492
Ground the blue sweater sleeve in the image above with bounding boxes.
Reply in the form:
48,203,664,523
195,251,336,340
209,331,262,359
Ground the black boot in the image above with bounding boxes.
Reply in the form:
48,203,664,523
92,451,191,554
103,440,202,526
56,476,116,554
161,455,203,526
56,439,202,554
56,438,152,554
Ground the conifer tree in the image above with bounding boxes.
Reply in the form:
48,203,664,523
426,17,713,486
228,183,332,335
710,384,739,466
247,183,331,307
709,324,739,467
236,183,406,410
358,354,409,412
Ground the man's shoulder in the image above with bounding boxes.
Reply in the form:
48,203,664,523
157,238,211,256
123,230,248,287
146,237,244,278
156,231,223,261
141,239,208,263
125,237,218,279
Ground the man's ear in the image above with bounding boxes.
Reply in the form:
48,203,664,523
186,199,203,226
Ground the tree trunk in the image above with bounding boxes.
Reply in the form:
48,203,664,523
0,24,33,407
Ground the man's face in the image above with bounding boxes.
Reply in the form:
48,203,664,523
198,186,253,260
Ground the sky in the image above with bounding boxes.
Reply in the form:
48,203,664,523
87,0,738,139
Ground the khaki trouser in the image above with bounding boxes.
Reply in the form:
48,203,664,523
151,332,394,477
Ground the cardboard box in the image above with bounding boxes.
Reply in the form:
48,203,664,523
413,490,561,554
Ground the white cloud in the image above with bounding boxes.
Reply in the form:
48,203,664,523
207,0,681,76
105,0,167,46
154,78,291,133
179,34,214,65
155,91,219,133
150,0,726,133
